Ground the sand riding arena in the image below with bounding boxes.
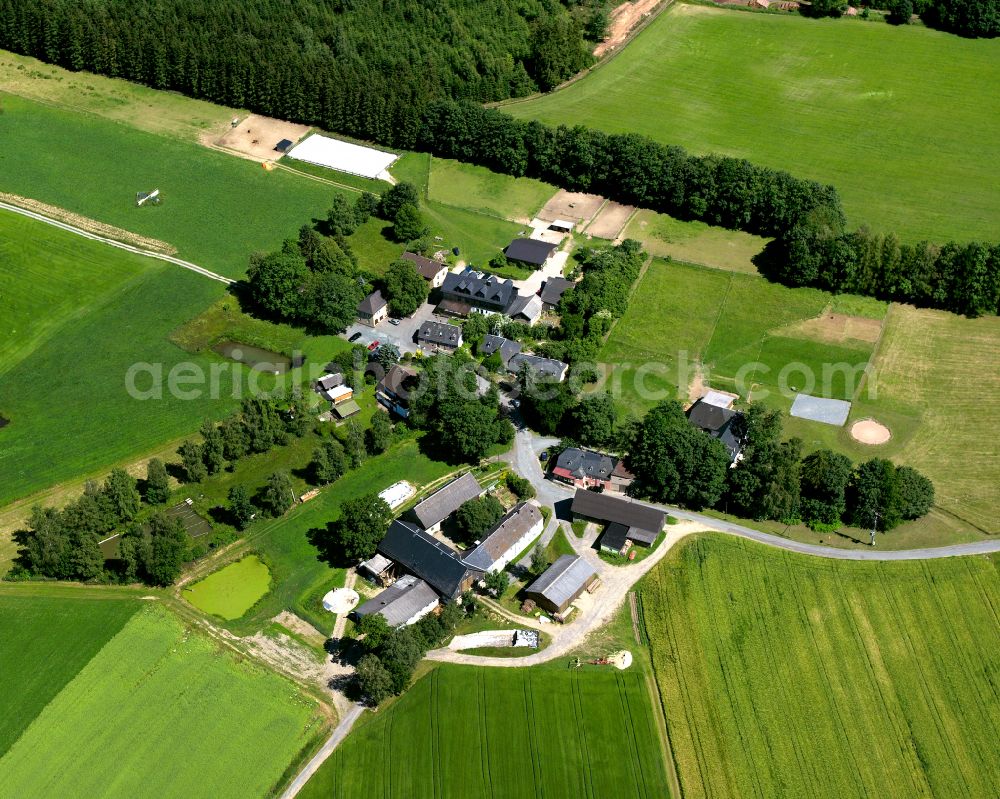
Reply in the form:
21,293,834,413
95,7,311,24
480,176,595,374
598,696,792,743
850,419,891,445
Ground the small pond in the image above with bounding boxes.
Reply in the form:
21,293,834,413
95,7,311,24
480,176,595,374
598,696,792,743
183,555,272,620
212,341,304,374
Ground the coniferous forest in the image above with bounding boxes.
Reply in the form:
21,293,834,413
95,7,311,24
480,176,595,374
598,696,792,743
0,0,593,146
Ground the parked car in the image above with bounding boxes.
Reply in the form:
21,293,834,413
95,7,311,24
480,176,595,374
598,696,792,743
367,340,380,351
540,452,549,462
389,319,400,326
348,332,362,342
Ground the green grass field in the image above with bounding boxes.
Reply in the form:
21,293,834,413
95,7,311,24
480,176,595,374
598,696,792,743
0,602,320,798
507,5,1000,243
0,593,139,756
0,210,152,377
428,157,555,222
300,664,670,799
0,93,342,278
623,209,768,274
599,259,882,411
643,534,1000,798
183,555,272,620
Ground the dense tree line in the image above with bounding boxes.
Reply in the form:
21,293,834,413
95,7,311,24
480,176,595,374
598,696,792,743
9,469,189,585
0,0,590,147
762,216,1000,317
920,0,1000,36
623,400,935,534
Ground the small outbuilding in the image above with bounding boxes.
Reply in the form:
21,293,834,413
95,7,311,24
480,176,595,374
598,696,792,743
524,555,599,615
274,138,294,153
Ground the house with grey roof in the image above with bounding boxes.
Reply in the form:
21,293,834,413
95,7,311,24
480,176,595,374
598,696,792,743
523,555,599,615
508,353,569,383
353,575,439,627
552,448,616,490
377,519,483,599
376,364,420,418
417,320,463,350
506,293,544,325
440,270,515,314
479,335,522,368
539,277,574,309
408,472,484,533
357,289,388,327
687,399,746,462
462,502,543,574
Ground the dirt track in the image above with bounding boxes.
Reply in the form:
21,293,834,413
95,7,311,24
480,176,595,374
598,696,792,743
595,0,665,57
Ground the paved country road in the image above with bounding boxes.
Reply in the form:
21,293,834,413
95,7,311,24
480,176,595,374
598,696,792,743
0,201,234,284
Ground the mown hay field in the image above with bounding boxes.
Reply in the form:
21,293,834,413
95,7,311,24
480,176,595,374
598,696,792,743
0,93,341,278
0,602,321,798
643,535,1000,798
0,592,139,756
428,157,556,222
300,664,670,799
507,5,1000,243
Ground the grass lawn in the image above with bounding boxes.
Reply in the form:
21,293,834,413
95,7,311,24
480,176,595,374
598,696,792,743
300,664,671,799
506,5,1000,243
623,209,768,274
183,555,272,620
0,209,152,377
424,199,526,270
0,592,139,756
598,259,882,413
0,603,322,799
0,93,343,278
642,534,1000,798
428,157,555,222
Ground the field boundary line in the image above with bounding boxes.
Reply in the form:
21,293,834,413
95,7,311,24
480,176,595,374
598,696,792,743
0,201,233,285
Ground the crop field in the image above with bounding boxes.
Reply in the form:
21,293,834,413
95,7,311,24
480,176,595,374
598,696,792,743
0,209,153,377
0,602,321,798
0,93,342,278
184,555,272,620
599,259,882,412
428,157,555,222
507,5,1000,243
300,664,670,799
642,534,1000,799
0,592,139,756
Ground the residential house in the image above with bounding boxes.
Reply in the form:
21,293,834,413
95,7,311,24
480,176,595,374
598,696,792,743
377,519,483,599
417,320,463,351
357,290,388,327
687,399,746,462
571,488,665,553
462,502,543,574
408,472,484,533
506,293,544,325
402,251,448,288
479,335,522,369
610,460,635,494
316,372,344,392
504,238,557,268
523,555,599,615
353,575,439,627
539,277,574,310
552,447,615,491
440,270,515,315
508,353,569,383
376,364,420,418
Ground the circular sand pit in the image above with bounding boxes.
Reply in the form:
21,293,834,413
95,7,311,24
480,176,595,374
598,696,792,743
850,419,891,445
322,588,359,614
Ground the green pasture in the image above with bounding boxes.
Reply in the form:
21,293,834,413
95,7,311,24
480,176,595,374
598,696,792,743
0,209,152,377
0,593,139,756
183,555,272,620
300,664,670,799
507,5,1000,243
623,209,767,274
643,534,1000,798
0,604,321,799
0,93,342,277
599,259,880,412
428,157,555,222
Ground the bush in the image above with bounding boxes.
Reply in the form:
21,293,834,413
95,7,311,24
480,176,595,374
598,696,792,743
505,472,535,500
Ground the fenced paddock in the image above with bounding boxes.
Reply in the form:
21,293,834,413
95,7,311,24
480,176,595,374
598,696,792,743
286,134,398,179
